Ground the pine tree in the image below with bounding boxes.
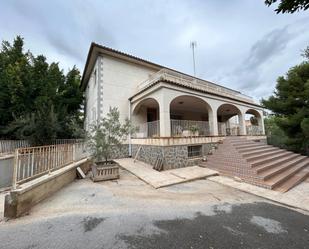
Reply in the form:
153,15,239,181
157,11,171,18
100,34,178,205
262,62,309,154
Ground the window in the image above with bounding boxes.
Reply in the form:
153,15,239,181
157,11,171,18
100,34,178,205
188,145,202,158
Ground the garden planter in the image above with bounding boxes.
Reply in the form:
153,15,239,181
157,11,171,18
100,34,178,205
91,160,120,182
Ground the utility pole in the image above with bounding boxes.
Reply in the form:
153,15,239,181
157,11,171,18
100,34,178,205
190,41,197,77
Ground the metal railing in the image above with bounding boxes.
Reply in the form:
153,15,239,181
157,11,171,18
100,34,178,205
0,140,30,156
137,69,255,103
171,119,210,136
12,142,88,188
246,125,262,135
133,120,160,138
0,139,84,156
218,123,240,136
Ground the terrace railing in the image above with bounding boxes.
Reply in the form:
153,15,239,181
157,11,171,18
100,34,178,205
133,120,160,138
171,119,210,136
137,69,255,104
0,140,29,157
0,139,84,156
12,142,88,188
246,125,262,135
218,123,240,136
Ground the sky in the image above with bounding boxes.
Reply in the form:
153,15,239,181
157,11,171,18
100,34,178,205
0,0,308,101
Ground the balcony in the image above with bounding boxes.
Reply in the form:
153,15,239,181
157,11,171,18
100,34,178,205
171,119,210,137
133,120,263,138
133,120,160,138
137,69,255,104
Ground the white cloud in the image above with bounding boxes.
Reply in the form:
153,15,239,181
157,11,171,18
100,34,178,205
0,0,308,99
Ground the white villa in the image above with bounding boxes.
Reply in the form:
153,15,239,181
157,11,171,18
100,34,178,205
81,43,266,169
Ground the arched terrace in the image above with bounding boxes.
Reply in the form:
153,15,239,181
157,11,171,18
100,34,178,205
169,95,212,136
132,98,160,138
245,109,263,135
217,104,242,136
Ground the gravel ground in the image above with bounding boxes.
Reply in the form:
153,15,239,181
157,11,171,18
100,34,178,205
0,169,308,249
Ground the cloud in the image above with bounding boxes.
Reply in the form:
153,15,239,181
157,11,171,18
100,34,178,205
1,0,308,100
216,18,309,100
244,26,292,71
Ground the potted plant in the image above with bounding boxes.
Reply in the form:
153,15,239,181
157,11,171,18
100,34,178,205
87,107,136,181
189,125,199,136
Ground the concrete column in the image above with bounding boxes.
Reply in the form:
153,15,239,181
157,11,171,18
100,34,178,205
158,92,171,137
159,111,171,137
209,110,218,136
239,112,247,136
258,111,265,135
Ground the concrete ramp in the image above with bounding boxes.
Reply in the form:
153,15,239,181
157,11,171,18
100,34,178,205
115,158,218,189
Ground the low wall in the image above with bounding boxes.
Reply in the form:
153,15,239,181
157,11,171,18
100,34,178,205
132,143,216,170
0,155,14,189
4,158,91,219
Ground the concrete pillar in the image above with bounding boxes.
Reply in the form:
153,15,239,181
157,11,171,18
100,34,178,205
258,111,265,135
239,112,247,136
158,92,171,137
209,110,218,136
159,111,171,137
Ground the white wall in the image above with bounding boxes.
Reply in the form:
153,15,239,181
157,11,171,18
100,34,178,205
85,59,99,130
101,55,157,122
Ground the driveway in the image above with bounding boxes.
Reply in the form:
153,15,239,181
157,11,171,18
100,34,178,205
0,169,308,249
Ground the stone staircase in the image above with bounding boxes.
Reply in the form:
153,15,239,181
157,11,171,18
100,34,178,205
200,137,309,192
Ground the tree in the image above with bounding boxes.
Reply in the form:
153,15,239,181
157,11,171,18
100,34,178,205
262,62,309,155
302,46,309,60
0,36,84,143
87,107,136,164
250,116,258,126
264,116,288,148
265,0,309,13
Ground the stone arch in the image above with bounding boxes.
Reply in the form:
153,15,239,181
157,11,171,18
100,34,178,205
132,98,160,138
169,95,213,136
217,103,242,136
245,108,263,135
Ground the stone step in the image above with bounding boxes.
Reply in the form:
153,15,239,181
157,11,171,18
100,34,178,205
254,154,301,173
235,143,266,150
258,156,308,180
246,149,288,162
251,151,293,167
231,141,256,146
264,160,309,189
238,145,272,153
242,147,279,158
273,168,309,192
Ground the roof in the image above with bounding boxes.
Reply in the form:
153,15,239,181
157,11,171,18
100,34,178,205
80,43,243,95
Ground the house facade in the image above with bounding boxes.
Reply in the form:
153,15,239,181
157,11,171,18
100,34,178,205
81,43,266,169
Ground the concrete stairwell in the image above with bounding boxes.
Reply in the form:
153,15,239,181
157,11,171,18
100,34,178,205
200,137,309,192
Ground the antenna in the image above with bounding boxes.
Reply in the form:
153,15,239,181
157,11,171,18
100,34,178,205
190,41,197,77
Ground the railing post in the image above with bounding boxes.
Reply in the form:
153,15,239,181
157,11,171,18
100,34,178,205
12,149,19,190
73,143,76,162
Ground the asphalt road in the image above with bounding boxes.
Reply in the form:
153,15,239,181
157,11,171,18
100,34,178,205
0,171,308,249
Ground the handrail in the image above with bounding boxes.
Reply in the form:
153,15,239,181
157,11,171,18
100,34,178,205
12,142,88,189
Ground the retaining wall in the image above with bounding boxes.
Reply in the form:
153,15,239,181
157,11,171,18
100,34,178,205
4,158,91,219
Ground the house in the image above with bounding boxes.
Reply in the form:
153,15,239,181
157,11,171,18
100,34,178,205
81,43,266,169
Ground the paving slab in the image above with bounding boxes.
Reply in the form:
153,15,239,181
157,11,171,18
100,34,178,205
115,158,218,188
208,175,309,212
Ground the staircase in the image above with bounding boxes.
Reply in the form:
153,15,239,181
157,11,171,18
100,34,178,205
200,137,309,192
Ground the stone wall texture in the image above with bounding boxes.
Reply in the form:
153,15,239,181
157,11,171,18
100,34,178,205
131,143,217,170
